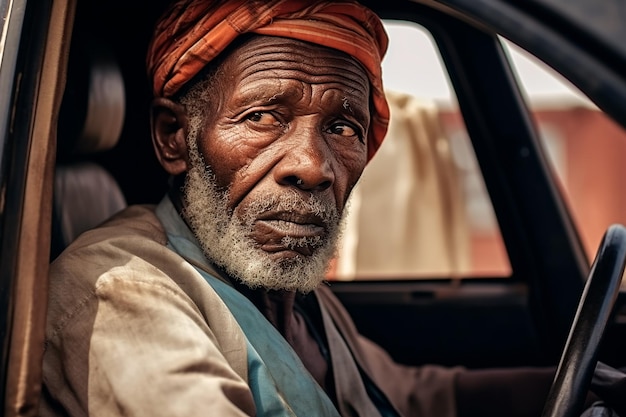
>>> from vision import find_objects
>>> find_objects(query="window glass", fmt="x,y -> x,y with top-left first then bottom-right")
500,39 -> 626,266
328,21 -> 511,281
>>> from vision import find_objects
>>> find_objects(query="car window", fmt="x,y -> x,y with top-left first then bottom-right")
501,39 -> 626,267
328,20 -> 512,281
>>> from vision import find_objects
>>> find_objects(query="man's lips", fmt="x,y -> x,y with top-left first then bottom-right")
255,210 -> 326,230
257,219 -> 325,236
252,211 -> 327,255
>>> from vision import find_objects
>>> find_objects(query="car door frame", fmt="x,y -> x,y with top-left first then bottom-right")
0,0 -> 74,415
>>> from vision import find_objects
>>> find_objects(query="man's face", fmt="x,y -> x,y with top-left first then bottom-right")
182,36 -> 371,292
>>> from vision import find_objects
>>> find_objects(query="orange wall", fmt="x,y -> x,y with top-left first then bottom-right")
534,108 -> 626,259
441,106 -> 626,270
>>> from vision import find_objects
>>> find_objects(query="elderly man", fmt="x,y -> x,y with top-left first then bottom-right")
41,1 -> 623,416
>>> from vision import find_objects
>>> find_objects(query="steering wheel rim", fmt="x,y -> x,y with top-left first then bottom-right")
541,224 -> 626,417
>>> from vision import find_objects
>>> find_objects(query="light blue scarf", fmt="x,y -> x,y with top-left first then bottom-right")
156,197 -> 340,416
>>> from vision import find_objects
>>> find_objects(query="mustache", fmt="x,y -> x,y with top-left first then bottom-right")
240,191 -> 340,228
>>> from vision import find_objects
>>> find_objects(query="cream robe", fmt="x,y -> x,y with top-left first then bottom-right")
41,203 -> 460,417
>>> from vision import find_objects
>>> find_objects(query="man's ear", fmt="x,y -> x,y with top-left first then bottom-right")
150,97 -> 190,176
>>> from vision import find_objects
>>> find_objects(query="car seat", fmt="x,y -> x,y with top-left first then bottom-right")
51,38 -> 127,260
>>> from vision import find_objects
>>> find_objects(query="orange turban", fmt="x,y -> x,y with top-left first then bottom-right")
147,0 -> 389,160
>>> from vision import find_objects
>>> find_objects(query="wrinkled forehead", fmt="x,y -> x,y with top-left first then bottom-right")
219,36 -> 372,122
225,36 -> 371,90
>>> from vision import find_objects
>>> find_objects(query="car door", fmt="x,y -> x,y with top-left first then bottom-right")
0,0 -> 73,415
328,0 -> 626,372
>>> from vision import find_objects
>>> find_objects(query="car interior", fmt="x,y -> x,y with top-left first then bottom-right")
52,32 -> 127,260
49,0 -> 626,370
2,0 -> 626,415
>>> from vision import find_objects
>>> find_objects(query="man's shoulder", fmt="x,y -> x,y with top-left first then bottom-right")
49,204 -> 172,287
71,204 -> 167,249
46,203 -> 208,333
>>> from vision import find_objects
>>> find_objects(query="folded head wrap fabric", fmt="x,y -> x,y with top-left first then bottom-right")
147,0 -> 389,160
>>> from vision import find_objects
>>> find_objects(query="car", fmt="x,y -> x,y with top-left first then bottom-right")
1,0 -> 626,416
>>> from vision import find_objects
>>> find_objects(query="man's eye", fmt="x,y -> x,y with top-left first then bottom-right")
329,123 -> 363,141
246,111 -> 281,126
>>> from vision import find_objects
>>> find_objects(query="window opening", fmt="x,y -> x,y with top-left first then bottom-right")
328,21 -> 511,281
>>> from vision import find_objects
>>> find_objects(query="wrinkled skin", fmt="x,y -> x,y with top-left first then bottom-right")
151,36 -> 371,263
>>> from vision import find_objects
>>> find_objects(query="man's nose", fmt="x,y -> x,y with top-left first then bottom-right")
273,129 -> 335,192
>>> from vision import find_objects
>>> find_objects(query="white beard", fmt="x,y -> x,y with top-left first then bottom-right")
181,142 -> 345,293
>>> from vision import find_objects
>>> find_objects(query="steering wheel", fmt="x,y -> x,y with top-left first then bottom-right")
541,224 -> 626,417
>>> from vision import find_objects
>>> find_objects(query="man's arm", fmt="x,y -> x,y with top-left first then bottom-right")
42,267 -> 255,416
454,367 -> 554,417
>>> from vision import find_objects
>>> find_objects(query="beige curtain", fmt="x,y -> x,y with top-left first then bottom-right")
335,90 -> 470,279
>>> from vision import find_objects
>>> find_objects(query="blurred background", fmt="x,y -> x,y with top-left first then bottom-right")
330,21 -> 626,281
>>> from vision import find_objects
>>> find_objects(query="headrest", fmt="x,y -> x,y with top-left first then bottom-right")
58,37 -> 125,161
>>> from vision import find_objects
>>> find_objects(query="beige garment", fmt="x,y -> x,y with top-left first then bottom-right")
336,91 -> 469,279
42,204 -> 460,416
